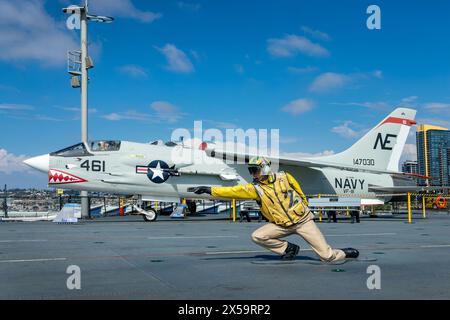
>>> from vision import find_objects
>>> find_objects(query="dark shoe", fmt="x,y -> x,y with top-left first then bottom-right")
342,248 -> 359,259
281,242 -> 299,260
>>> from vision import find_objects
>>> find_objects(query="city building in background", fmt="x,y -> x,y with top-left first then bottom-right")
402,160 -> 418,175
416,124 -> 450,188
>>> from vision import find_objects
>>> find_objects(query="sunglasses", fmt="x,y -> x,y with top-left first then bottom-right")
248,166 -> 261,175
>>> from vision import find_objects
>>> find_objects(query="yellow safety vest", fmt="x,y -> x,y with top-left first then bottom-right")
252,172 -> 311,227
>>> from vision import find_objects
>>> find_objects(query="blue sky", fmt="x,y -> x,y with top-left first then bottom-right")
1,0 -> 450,188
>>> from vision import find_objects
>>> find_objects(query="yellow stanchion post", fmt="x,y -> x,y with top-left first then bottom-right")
346,206 -> 349,216
181,199 -> 187,218
232,199 -> 236,223
119,197 -> 124,216
318,194 -> 322,222
407,192 -> 412,224
155,201 -> 158,212
422,196 -> 426,219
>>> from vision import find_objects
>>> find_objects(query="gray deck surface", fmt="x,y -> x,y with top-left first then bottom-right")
1,212 -> 449,300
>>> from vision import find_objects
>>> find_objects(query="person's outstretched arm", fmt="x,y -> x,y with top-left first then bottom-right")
212,184 -> 259,200
189,184 -> 259,200
286,172 -> 308,205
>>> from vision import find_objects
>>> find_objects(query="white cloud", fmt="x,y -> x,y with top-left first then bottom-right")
59,107 -> 98,114
423,102 -> 450,113
102,113 -> 122,121
309,72 -> 351,92
301,26 -> 331,41
279,137 -> 299,144
287,66 -> 318,74
177,2 -> 201,12
417,118 -> 450,128
332,95 -> 422,111
150,101 -> 181,123
102,110 -> 151,121
0,0 -> 77,66
400,143 -> 418,168
0,103 -> 34,110
309,70 -> 382,93
402,96 -> 418,103
281,99 -> 314,115
102,101 -> 182,123
331,121 -> 361,139
117,64 -> 148,78
331,101 -> 390,110
402,143 -> 417,160
267,35 -> 329,58
372,70 -> 383,79
1,103 -> 99,121
399,96 -> 419,107
156,44 -> 195,73
0,149 -> 29,174
35,115 -> 63,121
89,0 -> 162,23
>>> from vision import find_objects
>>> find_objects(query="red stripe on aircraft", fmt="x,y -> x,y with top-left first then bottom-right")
136,167 -> 149,174
377,117 -> 417,128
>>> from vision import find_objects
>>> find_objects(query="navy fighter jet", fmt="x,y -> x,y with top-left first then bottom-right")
24,108 -> 422,221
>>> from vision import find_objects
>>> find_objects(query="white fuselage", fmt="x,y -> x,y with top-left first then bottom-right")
42,141 -> 395,202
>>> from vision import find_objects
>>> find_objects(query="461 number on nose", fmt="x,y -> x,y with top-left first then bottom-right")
80,160 -> 106,172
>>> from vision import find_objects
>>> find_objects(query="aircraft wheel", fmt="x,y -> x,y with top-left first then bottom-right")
143,209 -> 158,222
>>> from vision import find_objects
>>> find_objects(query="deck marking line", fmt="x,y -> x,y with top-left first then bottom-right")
0,258 -> 67,263
147,235 -> 238,240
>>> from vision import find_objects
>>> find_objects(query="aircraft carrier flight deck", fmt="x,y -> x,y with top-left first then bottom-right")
1,212 -> 450,300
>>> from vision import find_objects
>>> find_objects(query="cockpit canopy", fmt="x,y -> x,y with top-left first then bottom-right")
89,140 -> 121,152
50,143 -> 91,157
51,141 -> 121,157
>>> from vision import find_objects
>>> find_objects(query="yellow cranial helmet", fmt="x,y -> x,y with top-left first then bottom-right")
248,156 -> 272,175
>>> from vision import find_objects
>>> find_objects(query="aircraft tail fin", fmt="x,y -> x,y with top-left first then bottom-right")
317,107 -> 417,172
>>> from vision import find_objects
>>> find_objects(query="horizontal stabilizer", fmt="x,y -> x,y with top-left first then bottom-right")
368,185 -> 450,193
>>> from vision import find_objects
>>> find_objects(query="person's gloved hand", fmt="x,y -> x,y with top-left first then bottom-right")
188,186 -> 212,195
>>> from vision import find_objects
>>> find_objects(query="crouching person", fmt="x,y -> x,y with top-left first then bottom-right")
190,156 -> 359,262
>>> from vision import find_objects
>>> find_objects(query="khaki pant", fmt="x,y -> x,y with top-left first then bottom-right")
251,213 -> 346,262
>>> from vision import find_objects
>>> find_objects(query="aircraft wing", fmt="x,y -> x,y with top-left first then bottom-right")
368,185 -> 450,193
205,149 -> 409,176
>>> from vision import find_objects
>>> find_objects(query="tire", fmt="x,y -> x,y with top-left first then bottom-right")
142,209 -> 158,222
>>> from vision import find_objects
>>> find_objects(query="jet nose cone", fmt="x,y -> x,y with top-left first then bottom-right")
23,154 -> 49,173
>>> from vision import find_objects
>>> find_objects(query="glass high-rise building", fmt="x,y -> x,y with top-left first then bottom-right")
402,160 -> 418,175
416,124 -> 450,187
